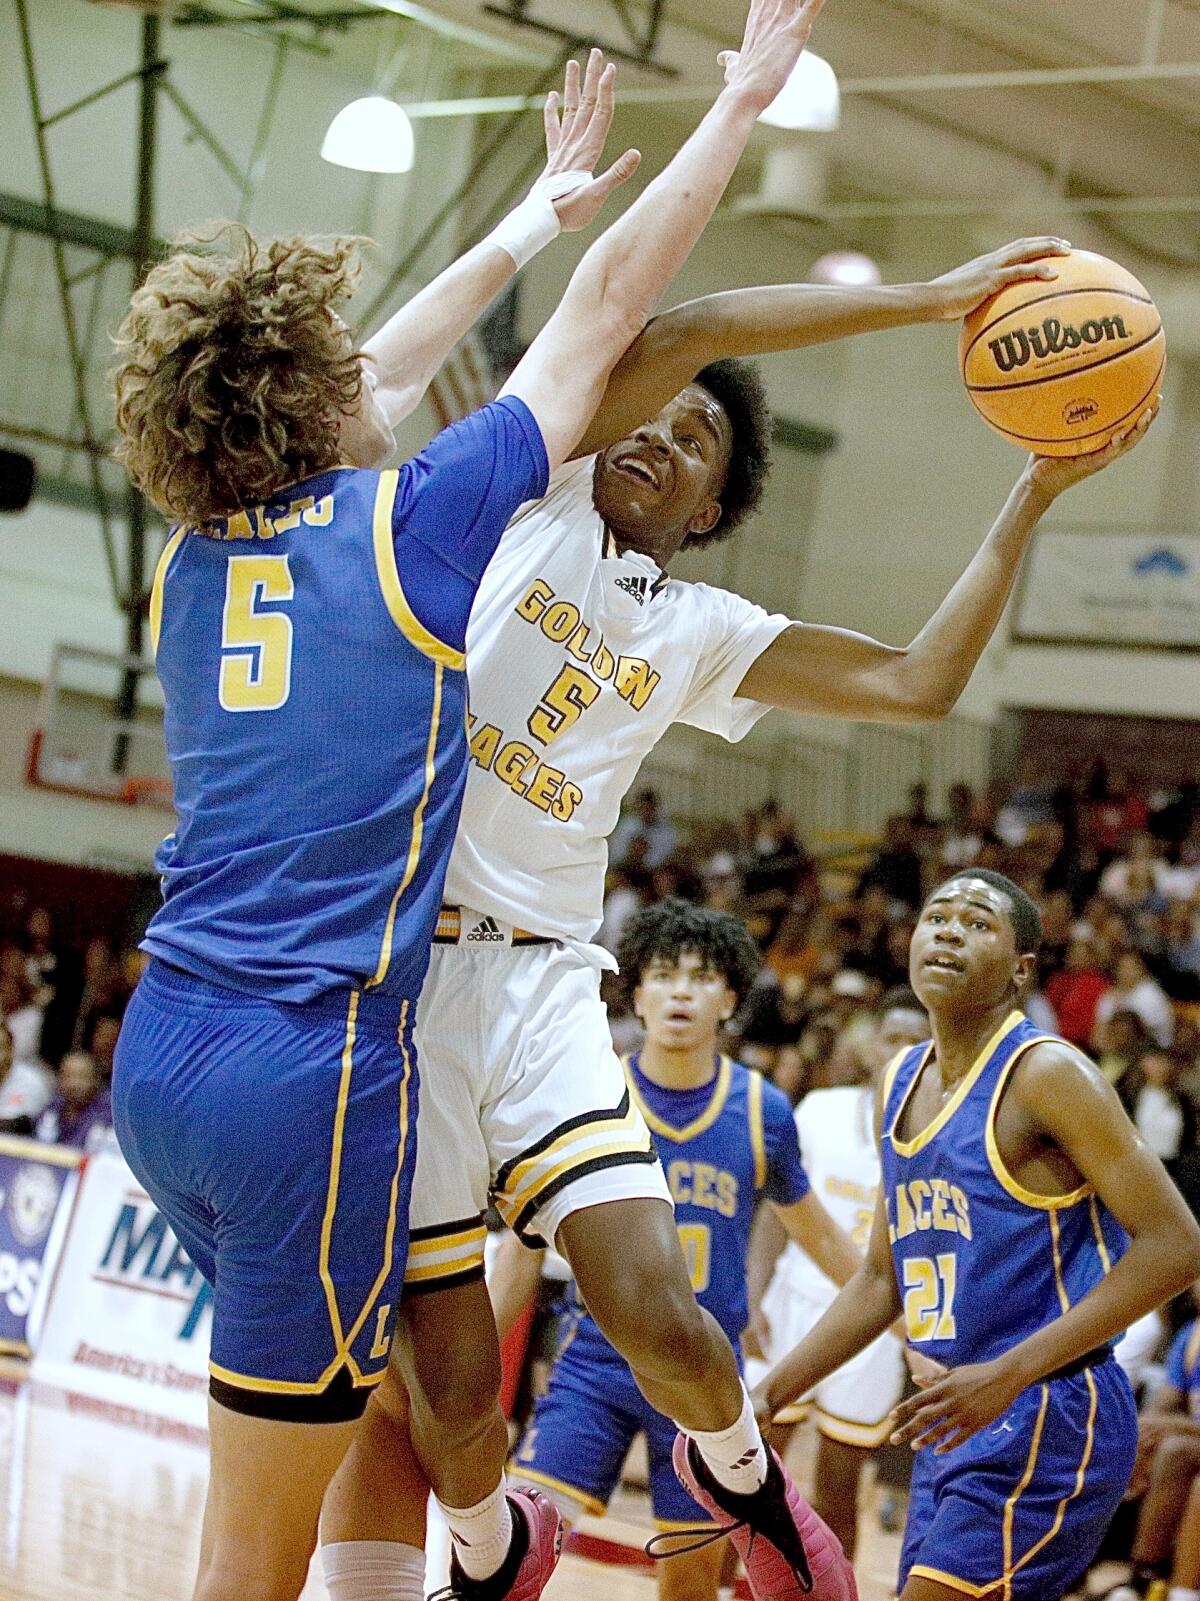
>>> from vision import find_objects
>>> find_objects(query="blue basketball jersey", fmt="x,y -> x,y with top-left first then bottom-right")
143,399 -> 547,1004
564,1054 -> 809,1353
881,1011 -> 1129,1368
1167,1318 -> 1200,1418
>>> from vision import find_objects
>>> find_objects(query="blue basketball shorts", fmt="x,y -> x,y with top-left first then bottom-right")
511,1313 -> 714,1529
112,959 -> 418,1423
899,1356 -> 1136,1600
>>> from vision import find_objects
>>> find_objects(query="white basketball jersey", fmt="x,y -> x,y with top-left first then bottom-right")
776,1085 -> 879,1303
443,457 -> 790,942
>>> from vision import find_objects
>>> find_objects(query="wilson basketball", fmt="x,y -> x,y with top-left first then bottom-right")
959,250 -> 1165,457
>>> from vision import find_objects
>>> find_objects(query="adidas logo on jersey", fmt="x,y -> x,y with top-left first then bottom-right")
613,574 -> 648,605
467,916 -> 505,943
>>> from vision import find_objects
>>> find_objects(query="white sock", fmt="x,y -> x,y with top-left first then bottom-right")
320,1540 -> 425,1601
1169,1588 -> 1200,1600
438,1478 -> 515,1583
685,1384 -> 769,1496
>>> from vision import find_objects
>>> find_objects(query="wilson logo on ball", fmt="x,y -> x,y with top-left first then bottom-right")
987,315 -> 1131,373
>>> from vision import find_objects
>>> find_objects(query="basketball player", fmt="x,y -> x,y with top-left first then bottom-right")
108,3 -> 829,1594
494,899 -> 860,1601
745,989 -> 931,1558
748,869 -> 1200,1601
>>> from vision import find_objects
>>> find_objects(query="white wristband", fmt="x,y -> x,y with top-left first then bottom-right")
485,169 -> 592,270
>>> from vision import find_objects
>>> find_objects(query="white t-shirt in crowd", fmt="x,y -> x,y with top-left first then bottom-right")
0,1060 -> 54,1123
443,457 -> 790,943
1094,978 -> 1175,1048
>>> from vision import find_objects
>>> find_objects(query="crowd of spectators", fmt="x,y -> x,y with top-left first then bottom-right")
604,770 -> 1200,1197
0,907 -> 143,1151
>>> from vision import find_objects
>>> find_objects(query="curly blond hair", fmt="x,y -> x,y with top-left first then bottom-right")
113,224 -> 366,521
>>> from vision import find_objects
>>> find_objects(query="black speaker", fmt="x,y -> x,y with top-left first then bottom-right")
0,450 -> 35,513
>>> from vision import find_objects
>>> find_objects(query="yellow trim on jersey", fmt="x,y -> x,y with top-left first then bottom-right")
408,1225 -> 489,1260
1000,1381 -> 1050,1600
772,1399 -> 810,1425
624,1055 -> 733,1144
890,1011 -> 1024,1158
1089,1196 -> 1112,1274
148,529 -> 187,655
748,1068 -> 767,1192
368,662 -> 443,988
335,1001 -> 415,1364
497,1101 -> 648,1208
208,1359 -> 386,1395
654,1516 -> 717,1532
510,1468 -> 607,1519
814,1407 -> 894,1449
984,1039 -> 1092,1211
1048,1210 -> 1071,1315
880,1047 -> 912,1109
317,993 -> 358,1353
496,1128 -> 655,1223
1006,1368 -> 1097,1592
405,1255 -> 487,1286
372,470 -> 466,670
907,1568 -> 995,1598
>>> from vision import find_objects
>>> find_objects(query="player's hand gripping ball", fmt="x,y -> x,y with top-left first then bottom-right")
959,248 -> 1165,457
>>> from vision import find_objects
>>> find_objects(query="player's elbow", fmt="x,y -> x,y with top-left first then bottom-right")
883,661 -> 959,724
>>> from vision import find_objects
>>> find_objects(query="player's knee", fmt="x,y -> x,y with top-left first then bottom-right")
408,1322 -> 501,1437
589,1258 -> 712,1372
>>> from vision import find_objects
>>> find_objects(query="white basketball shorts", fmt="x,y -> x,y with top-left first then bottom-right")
404,917 -> 671,1297
745,1270 -> 907,1446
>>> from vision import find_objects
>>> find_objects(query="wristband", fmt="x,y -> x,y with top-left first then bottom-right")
485,169 -> 592,270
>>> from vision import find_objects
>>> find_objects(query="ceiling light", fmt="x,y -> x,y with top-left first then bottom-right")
758,52 -> 840,133
812,251 -> 882,287
321,97 -> 414,174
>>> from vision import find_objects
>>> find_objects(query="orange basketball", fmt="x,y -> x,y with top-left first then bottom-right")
959,249 -> 1165,457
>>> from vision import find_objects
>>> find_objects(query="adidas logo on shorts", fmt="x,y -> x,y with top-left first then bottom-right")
613,573 -> 648,604
467,916 -> 505,943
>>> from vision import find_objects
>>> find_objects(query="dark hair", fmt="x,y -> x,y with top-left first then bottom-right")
619,897 -> 761,1004
931,869 -> 1043,955
879,985 -> 926,1018
690,358 -> 773,546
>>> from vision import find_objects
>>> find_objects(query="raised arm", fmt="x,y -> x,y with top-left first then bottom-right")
501,0 -> 827,472
573,236 -> 1071,456
891,1042 -> 1200,1455
362,51 -> 639,427
737,405 -> 1158,721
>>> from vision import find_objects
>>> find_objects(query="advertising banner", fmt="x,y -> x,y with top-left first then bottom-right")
31,1148 -> 212,1426
1015,530 -> 1200,648
0,1136 -> 79,1358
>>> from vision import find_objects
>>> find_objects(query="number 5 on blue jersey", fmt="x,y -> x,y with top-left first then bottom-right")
220,554 -> 295,713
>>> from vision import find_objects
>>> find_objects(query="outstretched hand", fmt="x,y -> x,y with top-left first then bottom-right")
1025,398 -> 1160,501
929,236 -> 1073,322
540,49 -> 641,233
890,1356 -> 1024,1455
718,0 -> 828,116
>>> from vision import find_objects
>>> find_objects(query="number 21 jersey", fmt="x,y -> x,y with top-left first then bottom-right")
881,1011 -> 1128,1367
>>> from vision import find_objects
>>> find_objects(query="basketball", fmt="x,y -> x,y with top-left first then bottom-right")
959,249 -> 1165,456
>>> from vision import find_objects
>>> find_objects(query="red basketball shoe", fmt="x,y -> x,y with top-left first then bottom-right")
670,1433 -> 858,1600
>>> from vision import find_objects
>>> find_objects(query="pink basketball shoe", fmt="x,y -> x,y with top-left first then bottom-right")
670,1433 -> 858,1601
434,1490 -> 563,1600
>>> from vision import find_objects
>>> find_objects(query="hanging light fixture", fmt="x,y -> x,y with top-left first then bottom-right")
321,96 -> 414,174
812,251 -> 882,287
758,52 -> 841,133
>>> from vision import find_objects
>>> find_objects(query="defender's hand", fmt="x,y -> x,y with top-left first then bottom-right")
750,1375 -> 780,1431
541,49 -> 640,233
928,236 -> 1072,322
718,0 -> 828,116
904,1346 -> 948,1390
1024,399 -> 1159,501
890,1357 -> 1024,1455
